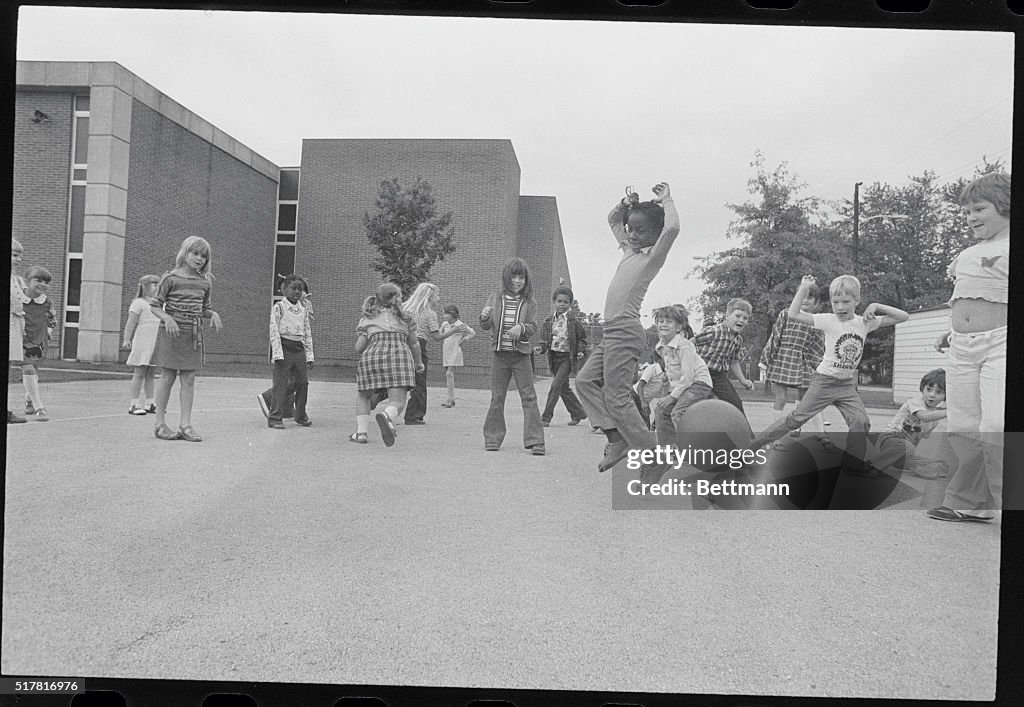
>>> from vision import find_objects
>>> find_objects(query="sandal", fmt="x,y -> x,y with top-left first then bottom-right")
178,425 -> 203,442
349,431 -> 368,444
926,506 -> 994,523
154,424 -> 181,441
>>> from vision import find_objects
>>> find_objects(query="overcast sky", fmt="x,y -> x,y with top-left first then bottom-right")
16,7 -> 1014,321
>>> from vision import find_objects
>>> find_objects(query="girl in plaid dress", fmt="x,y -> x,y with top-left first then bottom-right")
352,283 -> 423,447
759,284 -> 826,444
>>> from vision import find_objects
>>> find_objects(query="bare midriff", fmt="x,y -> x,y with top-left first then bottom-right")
951,298 -> 1006,333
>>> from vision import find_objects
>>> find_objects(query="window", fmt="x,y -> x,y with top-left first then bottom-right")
272,168 -> 300,298
62,94 -> 89,359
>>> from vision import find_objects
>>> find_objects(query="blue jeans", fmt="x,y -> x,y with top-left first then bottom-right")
404,338 -> 428,423
942,326 -> 1006,511
542,351 -> 587,423
654,380 -> 714,446
575,317 -> 655,452
483,351 -> 545,448
752,372 -> 870,472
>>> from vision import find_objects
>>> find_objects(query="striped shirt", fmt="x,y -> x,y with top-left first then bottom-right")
413,309 -> 440,341
499,294 -> 524,351
155,271 -> 212,325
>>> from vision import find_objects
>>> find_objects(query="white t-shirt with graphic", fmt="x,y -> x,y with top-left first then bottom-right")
810,313 -> 880,380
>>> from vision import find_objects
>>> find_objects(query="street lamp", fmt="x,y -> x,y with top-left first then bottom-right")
851,181 -> 909,272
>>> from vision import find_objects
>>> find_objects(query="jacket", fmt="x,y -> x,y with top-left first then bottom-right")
479,291 -> 538,355
537,312 -> 589,375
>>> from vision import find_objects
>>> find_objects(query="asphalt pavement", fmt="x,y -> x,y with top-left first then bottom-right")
3,375 -> 1000,700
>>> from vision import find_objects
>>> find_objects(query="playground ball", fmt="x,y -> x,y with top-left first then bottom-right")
675,399 -> 753,471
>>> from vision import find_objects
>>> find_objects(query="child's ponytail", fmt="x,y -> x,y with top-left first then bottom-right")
361,294 -> 380,319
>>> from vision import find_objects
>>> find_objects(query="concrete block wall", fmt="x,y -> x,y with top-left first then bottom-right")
124,100 -> 278,362
11,91 -> 75,358
295,139 -> 521,373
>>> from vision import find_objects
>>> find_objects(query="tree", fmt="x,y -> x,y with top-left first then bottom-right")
833,159 -> 1006,383
694,152 -> 848,365
363,177 -> 456,294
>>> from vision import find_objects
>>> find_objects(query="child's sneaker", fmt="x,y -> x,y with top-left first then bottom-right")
530,444 -> 546,456
146,403 -> 157,414
295,417 -> 312,427
376,412 -> 397,447
31,408 -> 49,422
256,392 -> 271,419
129,404 -> 147,415
24,400 -> 35,416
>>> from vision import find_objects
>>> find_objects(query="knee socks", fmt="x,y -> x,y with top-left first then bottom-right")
22,372 -> 43,409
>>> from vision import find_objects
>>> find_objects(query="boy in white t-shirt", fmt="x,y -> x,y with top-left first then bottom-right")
750,274 -> 909,475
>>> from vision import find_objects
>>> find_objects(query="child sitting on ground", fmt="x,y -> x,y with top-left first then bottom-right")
872,368 -> 948,479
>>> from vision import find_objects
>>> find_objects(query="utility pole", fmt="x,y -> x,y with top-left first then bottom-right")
852,181 -> 863,272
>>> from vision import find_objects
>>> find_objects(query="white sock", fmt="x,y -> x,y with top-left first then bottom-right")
384,404 -> 399,422
356,414 -> 370,434
130,398 -> 140,407
23,373 -> 43,409
144,397 -> 154,406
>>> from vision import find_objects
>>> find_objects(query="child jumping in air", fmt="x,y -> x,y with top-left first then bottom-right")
693,297 -> 756,416
873,369 -> 948,480
19,266 -> 56,421
150,236 -> 223,442
267,274 -> 314,429
122,274 -> 162,415
750,274 -> 908,475
758,284 -> 826,444
535,285 -> 589,427
480,257 -> 545,455
575,182 -> 679,477
927,172 -> 1011,522
9,238 -> 29,424
352,282 -> 423,446
440,304 -> 475,407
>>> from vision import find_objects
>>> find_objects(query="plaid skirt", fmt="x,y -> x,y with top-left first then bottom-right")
357,331 -> 415,391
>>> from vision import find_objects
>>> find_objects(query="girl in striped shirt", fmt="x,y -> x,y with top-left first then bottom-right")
479,258 -> 545,455
150,236 -> 223,442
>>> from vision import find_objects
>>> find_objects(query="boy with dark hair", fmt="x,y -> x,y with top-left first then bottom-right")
258,275 -> 311,419
873,368 -> 948,479
535,284 -> 589,426
267,274 -> 314,429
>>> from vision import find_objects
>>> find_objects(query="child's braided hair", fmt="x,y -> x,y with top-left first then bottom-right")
621,186 -> 665,234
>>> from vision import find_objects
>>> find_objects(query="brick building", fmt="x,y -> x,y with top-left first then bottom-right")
12,61 -> 570,376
